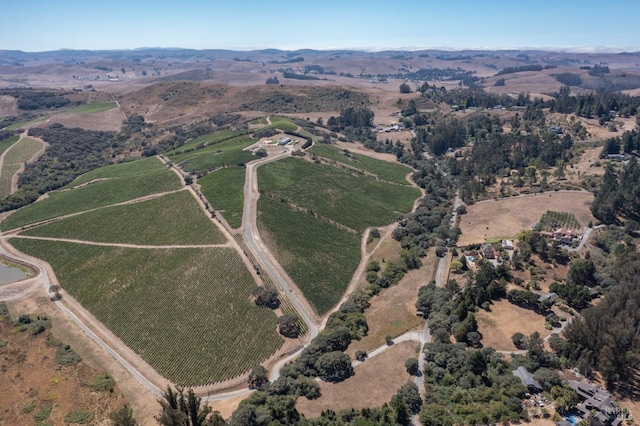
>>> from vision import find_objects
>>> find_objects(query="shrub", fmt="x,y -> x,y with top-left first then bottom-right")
22,399 -> 37,414
33,404 -> 52,422
88,373 -> 115,392
64,410 -> 94,424
56,345 -> 82,366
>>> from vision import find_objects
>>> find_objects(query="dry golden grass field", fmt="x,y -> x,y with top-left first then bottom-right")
297,341 -> 419,418
458,191 -> 595,246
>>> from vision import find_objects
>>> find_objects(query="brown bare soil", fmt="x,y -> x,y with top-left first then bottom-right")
476,299 -> 553,351
5,289 -> 160,425
208,393 -> 251,419
458,191 -> 595,246
296,341 -> 419,418
0,304 -> 131,426
0,94 -> 18,116
40,108 -> 125,132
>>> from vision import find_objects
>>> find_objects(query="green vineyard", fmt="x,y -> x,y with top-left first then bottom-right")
11,239 -> 283,386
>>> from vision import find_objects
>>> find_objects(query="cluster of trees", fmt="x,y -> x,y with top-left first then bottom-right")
515,230 -> 569,265
421,342 -> 528,425
0,89 -> 71,110
0,125 -> 117,212
282,71 -> 320,81
496,65 -> 544,75
392,179 -> 457,255
588,64 -> 610,76
265,76 -> 280,85
412,120 -> 466,156
384,67 -> 477,83
327,107 -> 374,131
549,86 -> 640,118
591,158 -> 640,224
601,128 -> 640,155
418,84 -> 533,110
554,73 -> 583,87
450,130 -> 573,202
564,248 -> 640,387
156,386 -> 225,426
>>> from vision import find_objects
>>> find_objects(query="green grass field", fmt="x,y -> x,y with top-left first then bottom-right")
1,158 -> 181,231
310,143 -> 413,185
10,239 -> 283,386
257,197 -> 361,314
21,190 -> 226,245
168,135 -> 256,173
5,119 -> 46,131
67,102 -> 117,114
268,116 -> 298,132
199,167 -> 246,229
65,156 -> 168,187
258,158 -> 419,233
0,164 -> 19,198
0,135 -> 19,157
4,137 -> 43,165
249,117 -> 268,125
166,129 -> 251,155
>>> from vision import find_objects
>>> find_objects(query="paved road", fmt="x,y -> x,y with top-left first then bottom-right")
411,189 -> 460,425
241,149 -> 319,381
568,224 -> 604,252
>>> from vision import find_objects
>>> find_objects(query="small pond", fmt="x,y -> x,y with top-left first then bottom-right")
0,262 -> 29,285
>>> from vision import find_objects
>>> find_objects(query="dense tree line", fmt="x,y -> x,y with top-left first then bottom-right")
421,342 -> 527,424
564,249 -> 640,388
0,89 -> 71,110
549,86 -> 640,118
450,130 -> 573,202
0,125 -> 117,212
496,64 -> 544,75
591,158 -> 640,224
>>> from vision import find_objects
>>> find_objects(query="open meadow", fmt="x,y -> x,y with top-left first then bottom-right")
476,299 -> 558,351
9,239 -> 283,387
198,166 -> 246,229
1,157 -> 181,231
296,341 -> 419,418
21,190 -> 226,245
457,191 -> 595,246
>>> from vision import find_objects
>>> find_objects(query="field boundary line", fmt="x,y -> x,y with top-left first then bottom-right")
7,235 -> 232,249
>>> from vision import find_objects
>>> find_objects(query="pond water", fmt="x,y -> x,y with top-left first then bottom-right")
0,262 -> 29,285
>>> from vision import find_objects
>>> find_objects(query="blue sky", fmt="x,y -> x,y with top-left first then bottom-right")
3,0 -> 640,52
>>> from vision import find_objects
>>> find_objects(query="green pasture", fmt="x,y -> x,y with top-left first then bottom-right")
4,137 -> 43,165
268,116 -> 298,132
0,164 -> 19,197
